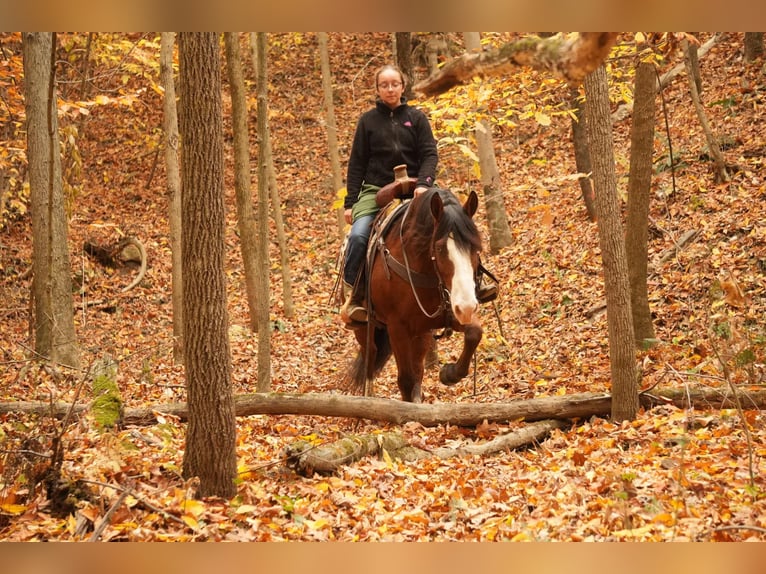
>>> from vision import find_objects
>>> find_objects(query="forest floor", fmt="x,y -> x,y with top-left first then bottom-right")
1,32 -> 766,541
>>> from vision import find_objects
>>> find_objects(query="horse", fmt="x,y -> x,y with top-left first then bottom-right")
346,187 -> 484,403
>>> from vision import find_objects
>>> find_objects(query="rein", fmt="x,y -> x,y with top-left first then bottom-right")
395,201 -> 450,319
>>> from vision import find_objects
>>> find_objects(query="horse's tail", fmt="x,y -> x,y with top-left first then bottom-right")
345,325 -> 391,394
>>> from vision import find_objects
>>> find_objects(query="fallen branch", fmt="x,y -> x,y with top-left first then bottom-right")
120,237 -> 147,293
284,419 -> 568,476
414,33 -> 618,98
3,388 -> 765,427
89,489 -> 130,542
653,229 -> 699,266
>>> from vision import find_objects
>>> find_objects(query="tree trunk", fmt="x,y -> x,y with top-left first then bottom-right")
224,33 -> 261,332
318,32 -> 347,242
625,60 -> 657,346
22,32 -> 80,369
569,87 -> 597,221
584,65 -> 638,422
744,32 -> 764,62
253,32 -> 272,392
394,32 -> 415,101
686,34 -> 702,95
249,33 -> 295,320
682,39 -> 729,184
159,32 -> 184,365
177,32 -> 237,499
6,387 -> 762,427
463,32 -> 513,254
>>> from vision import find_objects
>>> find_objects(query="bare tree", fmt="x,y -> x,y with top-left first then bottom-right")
682,38 -> 728,184
224,33 -> 261,332
584,65 -> 638,422
569,87 -> 597,221
318,32 -> 345,241
463,32 -> 512,254
394,32 -> 415,101
22,32 -> 79,369
178,32 -> 237,498
159,32 -> 183,364
744,32 -> 764,61
625,60 -> 657,346
253,32 -> 272,392
249,33 -> 295,321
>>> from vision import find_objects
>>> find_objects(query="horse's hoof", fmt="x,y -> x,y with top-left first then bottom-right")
439,364 -> 461,386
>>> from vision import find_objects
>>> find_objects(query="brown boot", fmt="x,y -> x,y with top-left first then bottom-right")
476,282 -> 498,304
340,282 -> 367,323
476,269 -> 498,304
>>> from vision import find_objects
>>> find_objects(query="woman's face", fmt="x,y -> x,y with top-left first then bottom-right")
376,69 -> 404,108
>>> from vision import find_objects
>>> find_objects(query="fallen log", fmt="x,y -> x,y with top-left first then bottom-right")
2,387 -> 765,427
284,419 -> 569,476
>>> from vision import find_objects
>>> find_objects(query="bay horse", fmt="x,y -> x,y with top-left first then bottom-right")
346,187 -> 483,403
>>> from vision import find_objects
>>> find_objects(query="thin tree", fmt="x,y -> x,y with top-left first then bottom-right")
249,32 -> 295,320
569,86 -> 597,221
177,32 -> 237,498
744,32 -> 764,62
394,32 -> 415,101
159,32 -> 183,364
253,32 -> 272,391
463,32 -> 513,254
682,38 -> 728,184
224,33 -> 261,332
318,32 -> 345,241
625,58 -> 657,346
22,32 -> 79,369
584,65 -> 638,422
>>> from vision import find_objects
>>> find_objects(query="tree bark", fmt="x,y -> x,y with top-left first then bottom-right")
584,65 -> 638,422
744,32 -> 764,62
224,33 -> 261,332
5,387 -> 764,427
177,32 -> 237,499
249,33 -> 295,320
569,87 -> 597,221
394,32 -> 415,101
22,32 -> 80,369
159,33 -> 183,364
414,33 -> 618,97
318,32 -> 346,241
625,60 -> 657,346
253,32 -> 272,392
463,32 -> 513,254
682,38 -> 729,184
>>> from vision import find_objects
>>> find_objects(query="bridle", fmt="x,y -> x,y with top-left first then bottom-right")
400,202 -> 453,318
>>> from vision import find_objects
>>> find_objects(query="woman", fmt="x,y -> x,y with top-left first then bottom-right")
340,64 -> 438,324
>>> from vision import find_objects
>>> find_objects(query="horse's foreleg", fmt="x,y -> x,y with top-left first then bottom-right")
389,327 -> 429,403
439,321 -> 482,386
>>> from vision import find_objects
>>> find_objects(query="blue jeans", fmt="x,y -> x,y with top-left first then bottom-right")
343,214 -> 374,286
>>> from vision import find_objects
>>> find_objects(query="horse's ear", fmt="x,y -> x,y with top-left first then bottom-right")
464,190 -> 479,218
430,190 -> 444,221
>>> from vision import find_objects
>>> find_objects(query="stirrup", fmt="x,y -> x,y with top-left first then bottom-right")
341,298 -> 368,324
476,282 -> 498,304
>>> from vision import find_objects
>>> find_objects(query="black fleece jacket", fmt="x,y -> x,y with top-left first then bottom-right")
344,98 -> 438,210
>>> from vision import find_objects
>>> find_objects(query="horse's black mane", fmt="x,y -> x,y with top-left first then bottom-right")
407,187 -> 481,255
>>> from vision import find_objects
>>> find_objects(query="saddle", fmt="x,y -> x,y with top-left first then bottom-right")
375,176 -> 418,208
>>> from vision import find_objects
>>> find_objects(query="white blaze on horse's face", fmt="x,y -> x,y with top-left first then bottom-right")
446,235 -> 478,325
